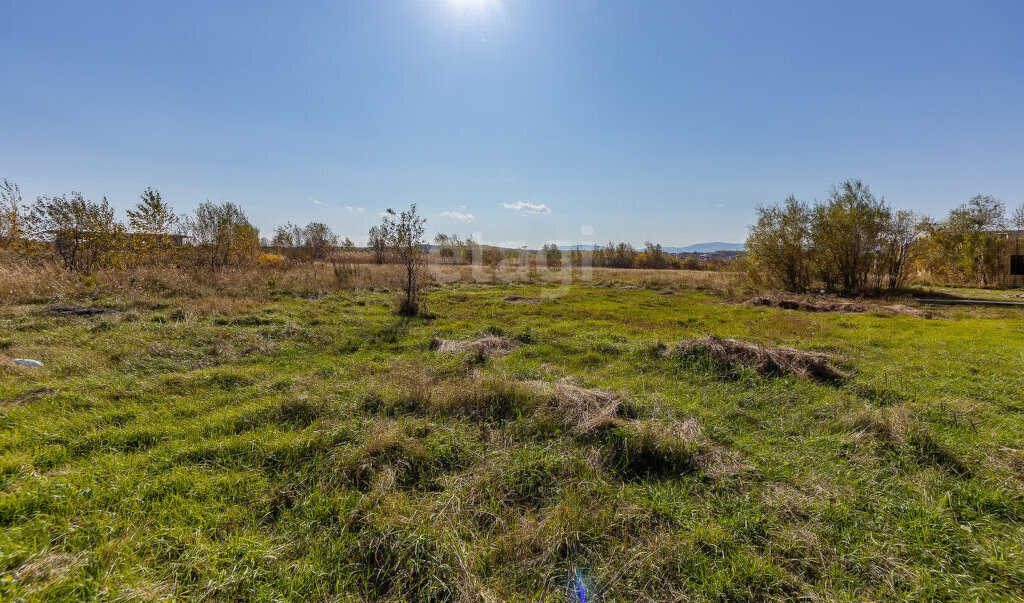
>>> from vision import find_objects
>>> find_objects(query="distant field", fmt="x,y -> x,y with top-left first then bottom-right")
2,279 -> 1024,600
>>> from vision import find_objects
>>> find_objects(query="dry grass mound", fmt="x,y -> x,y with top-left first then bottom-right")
840,406 -> 970,475
524,379 -> 628,434
745,295 -> 865,313
503,295 -> 542,304
665,335 -> 846,382
430,336 -> 521,359
10,552 -> 85,583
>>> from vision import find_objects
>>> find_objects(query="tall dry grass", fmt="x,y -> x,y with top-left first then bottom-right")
0,256 -> 749,308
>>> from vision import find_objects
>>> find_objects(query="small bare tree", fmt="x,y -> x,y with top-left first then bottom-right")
367,225 -> 388,264
0,179 -> 23,249
878,210 -> 919,290
302,222 -> 338,262
1012,203 -> 1024,255
380,204 -> 427,316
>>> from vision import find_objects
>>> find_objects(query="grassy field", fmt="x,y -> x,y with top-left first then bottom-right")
2,275 -> 1024,600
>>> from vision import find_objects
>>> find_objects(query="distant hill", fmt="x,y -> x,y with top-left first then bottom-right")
565,242 -> 744,253
663,242 -> 745,253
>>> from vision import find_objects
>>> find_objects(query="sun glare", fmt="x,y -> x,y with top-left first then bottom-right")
444,0 -> 501,15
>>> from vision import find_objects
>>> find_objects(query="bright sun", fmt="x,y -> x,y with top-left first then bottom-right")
445,0 -> 501,14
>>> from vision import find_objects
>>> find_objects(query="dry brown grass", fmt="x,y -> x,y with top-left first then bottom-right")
9,551 -> 84,584
745,294 -> 934,318
745,294 -> 867,313
665,335 -> 847,382
840,406 -> 971,475
524,379 -> 628,434
0,260 -> 750,308
431,336 -> 522,359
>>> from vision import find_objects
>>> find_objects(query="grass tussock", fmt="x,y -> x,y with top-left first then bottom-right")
524,379 -> 633,435
842,406 -> 972,475
665,335 -> 847,382
430,335 -> 522,360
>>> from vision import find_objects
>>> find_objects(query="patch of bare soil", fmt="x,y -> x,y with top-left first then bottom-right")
745,295 -> 865,313
431,336 -> 521,358
503,295 -> 542,304
47,305 -> 117,317
665,335 -> 846,382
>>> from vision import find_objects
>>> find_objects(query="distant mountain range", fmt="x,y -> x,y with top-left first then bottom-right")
662,242 -> 745,253
565,242 -> 745,253
421,242 -> 746,253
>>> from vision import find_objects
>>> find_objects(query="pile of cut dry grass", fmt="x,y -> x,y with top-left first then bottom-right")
880,304 -> 931,318
665,335 -> 846,382
745,295 -> 866,313
524,379 -> 627,434
431,336 -> 521,359
503,295 -> 542,304
524,379 -> 742,478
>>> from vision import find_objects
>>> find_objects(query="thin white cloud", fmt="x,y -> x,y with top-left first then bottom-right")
345,205 -> 365,213
503,200 -> 551,215
312,199 -> 323,205
440,210 -> 474,223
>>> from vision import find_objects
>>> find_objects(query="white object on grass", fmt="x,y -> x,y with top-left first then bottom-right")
13,359 -> 43,368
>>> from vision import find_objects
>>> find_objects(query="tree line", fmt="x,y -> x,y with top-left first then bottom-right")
746,179 -> 1024,292
0,181 -> 350,272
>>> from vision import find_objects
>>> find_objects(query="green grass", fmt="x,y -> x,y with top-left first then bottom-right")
2,284 -> 1024,600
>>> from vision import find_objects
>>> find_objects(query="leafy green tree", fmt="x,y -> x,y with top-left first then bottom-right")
185,201 -> 259,268
922,195 -> 1006,286
809,180 -> 891,292
541,243 -> 562,269
745,195 -> 812,291
26,192 -> 125,272
126,187 -> 178,263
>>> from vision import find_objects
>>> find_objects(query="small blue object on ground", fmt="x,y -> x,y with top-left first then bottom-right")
13,359 -> 43,367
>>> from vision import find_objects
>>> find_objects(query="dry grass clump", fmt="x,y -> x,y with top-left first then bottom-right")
665,335 -> 846,382
10,551 -> 84,584
841,406 -> 971,475
595,418 -> 745,480
522,380 -> 741,478
431,336 -> 522,359
335,421 -> 474,492
745,295 -> 866,313
524,379 -> 630,434
746,294 -> 933,318
880,304 -> 932,318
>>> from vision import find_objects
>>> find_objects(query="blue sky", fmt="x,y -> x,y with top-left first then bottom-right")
2,0 -> 1022,247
